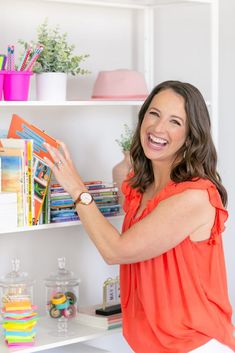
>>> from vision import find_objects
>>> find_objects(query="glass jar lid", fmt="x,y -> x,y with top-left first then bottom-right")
45,257 -> 80,287
0,258 -> 34,287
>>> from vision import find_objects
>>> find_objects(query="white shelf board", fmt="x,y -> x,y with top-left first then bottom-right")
0,100 -> 144,107
42,343 -> 111,353
0,99 -> 211,108
0,215 -> 124,235
43,0 -> 214,9
43,343 -> 110,353
0,317 -> 121,353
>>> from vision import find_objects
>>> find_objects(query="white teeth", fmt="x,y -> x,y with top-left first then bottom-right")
149,134 -> 167,144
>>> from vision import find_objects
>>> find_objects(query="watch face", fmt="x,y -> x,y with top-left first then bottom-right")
80,192 -> 93,205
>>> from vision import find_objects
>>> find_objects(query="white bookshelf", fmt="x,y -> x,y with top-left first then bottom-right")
0,1 -> 218,352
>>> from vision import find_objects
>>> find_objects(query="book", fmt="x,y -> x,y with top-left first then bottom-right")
0,148 -> 24,227
8,114 -> 59,225
76,304 -> 122,330
26,140 -> 34,225
0,138 -> 34,226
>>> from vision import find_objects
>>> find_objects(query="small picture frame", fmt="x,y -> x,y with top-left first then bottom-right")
95,276 -> 121,316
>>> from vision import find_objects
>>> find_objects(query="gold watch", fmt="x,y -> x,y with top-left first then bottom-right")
74,192 -> 93,206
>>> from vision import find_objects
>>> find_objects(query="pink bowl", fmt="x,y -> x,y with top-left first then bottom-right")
91,69 -> 149,100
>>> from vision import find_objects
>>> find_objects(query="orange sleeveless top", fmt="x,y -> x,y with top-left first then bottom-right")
120,178 -> 235,353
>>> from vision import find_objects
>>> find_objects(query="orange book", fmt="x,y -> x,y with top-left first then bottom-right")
8,114 -> 59,225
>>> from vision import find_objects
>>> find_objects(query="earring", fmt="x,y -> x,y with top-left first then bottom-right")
183,150 -> 187,159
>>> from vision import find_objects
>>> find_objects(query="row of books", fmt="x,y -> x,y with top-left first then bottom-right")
40,181 -> 121,224
0,114 -> 122,228
0,114 -> 59,227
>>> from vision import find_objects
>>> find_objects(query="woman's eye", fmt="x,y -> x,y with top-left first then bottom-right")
149,111 -> 159,117
171,119 -> 181,126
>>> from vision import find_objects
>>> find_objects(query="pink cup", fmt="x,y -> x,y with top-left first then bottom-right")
3,71 -> 33,101
0,71 -> 4,100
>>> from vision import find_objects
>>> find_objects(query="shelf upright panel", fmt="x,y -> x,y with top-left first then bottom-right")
144,6 -> 155,91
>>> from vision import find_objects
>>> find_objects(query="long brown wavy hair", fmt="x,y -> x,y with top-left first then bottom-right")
129,80 -> 227,206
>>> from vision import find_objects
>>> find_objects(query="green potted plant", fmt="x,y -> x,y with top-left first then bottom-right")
19,19 -> 89,101
115,123 -> 134,152
113,124 -> 134,206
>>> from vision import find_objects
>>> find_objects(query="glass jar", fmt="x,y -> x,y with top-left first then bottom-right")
44,257 -> 80,335
0,258 -> 37,347
0,258 -> 34,308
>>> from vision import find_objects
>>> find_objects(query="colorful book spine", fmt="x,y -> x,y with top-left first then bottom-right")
26,140 -> 34,226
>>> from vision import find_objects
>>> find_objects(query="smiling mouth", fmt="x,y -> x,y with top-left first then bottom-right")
148,134 -> 168,147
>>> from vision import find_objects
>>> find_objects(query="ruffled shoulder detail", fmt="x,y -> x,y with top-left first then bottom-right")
206,182 -> 228,244
149,178 -> 228,245
121,171 -> 141,213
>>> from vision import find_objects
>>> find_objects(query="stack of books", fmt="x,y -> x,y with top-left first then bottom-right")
50,183 -> 78,223
2,298 -> 38,347
76,304 -> 122,330
50,181 -> 121,223
86,181 -> 120,217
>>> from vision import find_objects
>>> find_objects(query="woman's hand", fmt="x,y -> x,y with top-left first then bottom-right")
43,141 -> 85,201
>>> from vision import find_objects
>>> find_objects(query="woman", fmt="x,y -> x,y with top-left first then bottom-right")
44,80 -> 235,353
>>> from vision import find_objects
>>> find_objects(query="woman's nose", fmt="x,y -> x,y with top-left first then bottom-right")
153,118 -> 167,132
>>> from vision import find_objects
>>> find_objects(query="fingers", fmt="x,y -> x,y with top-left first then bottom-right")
58,140 -> 72,161
43,156 -> 55,171
44,142 -> 66,165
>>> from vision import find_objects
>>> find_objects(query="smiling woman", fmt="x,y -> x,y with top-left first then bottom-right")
44,80 -> 235,353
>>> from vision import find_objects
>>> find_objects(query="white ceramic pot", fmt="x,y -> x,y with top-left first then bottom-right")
36,72 -> 67,101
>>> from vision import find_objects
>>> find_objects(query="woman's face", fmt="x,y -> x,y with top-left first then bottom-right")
140,88 -> 188,166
